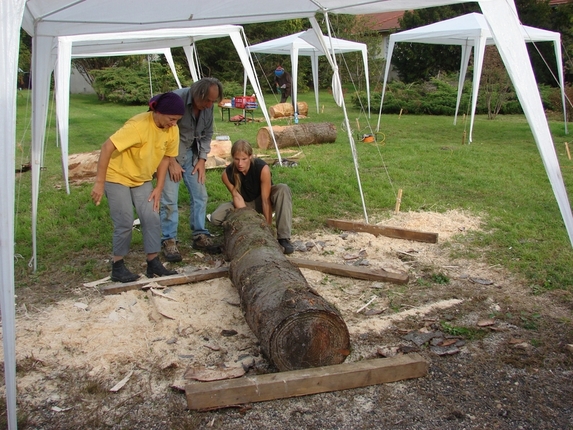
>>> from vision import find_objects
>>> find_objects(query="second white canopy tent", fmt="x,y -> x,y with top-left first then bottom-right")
378,12 -> 568,142
248,28 -> 371,115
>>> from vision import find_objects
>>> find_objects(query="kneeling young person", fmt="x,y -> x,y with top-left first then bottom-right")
210,139 -> 294,254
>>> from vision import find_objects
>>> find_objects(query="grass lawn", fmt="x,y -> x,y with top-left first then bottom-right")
13,88 -> 573,292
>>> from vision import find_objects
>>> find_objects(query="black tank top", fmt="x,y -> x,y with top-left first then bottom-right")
225,158 -> 270,202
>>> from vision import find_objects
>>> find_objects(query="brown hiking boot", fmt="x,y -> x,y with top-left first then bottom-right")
162,238 -> 182,262
192,234 -> 222,254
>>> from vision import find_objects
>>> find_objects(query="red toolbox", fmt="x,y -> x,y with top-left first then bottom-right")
233,95 -> 257,109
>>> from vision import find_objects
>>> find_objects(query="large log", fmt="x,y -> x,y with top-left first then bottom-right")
256,122 -> 337,150
269,102 -> 309,119
223,208 -> 350,371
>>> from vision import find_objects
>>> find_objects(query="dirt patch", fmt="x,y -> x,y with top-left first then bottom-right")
4,210 -> 573,429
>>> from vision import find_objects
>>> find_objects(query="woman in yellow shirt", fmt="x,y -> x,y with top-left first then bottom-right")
91,92 -> 185,282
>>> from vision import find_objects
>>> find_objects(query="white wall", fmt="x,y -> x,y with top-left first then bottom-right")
70,66 -> 95,94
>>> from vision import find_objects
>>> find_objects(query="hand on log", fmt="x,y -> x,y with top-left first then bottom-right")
223,207 -> 350,371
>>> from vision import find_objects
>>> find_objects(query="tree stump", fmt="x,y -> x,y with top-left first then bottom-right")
269,102 -> 308,119
256,123 -> 337,150
223,208 -> 350,371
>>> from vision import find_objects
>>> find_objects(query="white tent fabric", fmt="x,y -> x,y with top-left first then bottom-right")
57,45 -> 183,195
249,29 -> 371,115
378,12 -> 568,142
3,1 -> 573,428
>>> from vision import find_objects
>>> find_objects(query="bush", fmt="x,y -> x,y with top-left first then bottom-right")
352,71 -> 536,117
352,72 -> 469,116
92,63 -> 179,104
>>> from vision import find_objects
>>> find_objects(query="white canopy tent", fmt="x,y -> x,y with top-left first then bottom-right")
56,46 -> 183,196
3,1 -> 573,428
378,12 -> 568,142
55,26 -> 279,198
248,29 -> 371,115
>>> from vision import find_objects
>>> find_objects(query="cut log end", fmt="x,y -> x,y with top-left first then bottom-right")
271,310 -> 350,371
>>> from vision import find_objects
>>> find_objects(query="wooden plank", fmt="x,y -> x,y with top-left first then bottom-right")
290,257 -> 408,285
98,267 -> 229,295
185,353 -> 427,410
326,219 -> 438,243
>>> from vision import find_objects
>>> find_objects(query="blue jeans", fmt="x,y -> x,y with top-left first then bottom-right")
160,148 -> 210,241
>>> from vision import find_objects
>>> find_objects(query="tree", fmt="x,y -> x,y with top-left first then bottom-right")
517,0 -> 573,85
480,46 -> 515,119
18,29 -> 31,89
390,1 -> 573,86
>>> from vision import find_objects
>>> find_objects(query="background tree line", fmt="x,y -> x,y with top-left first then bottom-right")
17,0 -> 573,113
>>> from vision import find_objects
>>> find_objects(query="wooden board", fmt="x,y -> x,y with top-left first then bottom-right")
98,267 -> 229,295
326,219 -> 438,244
98,255 -> 409,295
289,257 -> 408,285
185,353 -> 428,410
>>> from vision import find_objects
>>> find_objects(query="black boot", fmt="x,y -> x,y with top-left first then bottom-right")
146,256 -> 177,278
111,259 -> 139,283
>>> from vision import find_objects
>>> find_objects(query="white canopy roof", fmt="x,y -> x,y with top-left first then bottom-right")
378,12 -> 568,142
3,2 -> 573,428
249,29 -> 370,114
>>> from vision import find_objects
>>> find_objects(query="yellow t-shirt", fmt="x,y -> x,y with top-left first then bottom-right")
106,111 -> 179,187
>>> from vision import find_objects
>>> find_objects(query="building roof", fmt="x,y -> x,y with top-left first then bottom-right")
363,1 -> 570,33
361,11 -> 404,32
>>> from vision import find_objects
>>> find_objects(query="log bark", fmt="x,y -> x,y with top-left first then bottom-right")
269,102 -> 309,119
256,123 -> 337,150
223,208 -> 350,371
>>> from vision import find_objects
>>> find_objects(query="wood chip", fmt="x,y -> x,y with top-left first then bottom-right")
83,276 -> 111,288
439,339 -> 458,347
477,318 -> 495,327
356,296 -> 377,313
470,277 -> 494,285
171,379 -> 187,392
223,297 -> 241,307
150,295 -> 176,320
150,287 -> 178,302
184,365 -> 245,382
110,370 -> 134,392
203,342 -> 221,351
364,308 -> 386,316
51,406 -> 72,412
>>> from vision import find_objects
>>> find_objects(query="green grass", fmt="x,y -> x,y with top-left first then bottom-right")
13,88 -> 573,292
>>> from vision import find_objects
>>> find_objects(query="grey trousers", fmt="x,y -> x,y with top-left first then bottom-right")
210,183 -> 292,239
105,181 -> 161,256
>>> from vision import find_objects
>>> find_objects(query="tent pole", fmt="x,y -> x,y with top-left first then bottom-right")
313,14 -> 368,223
